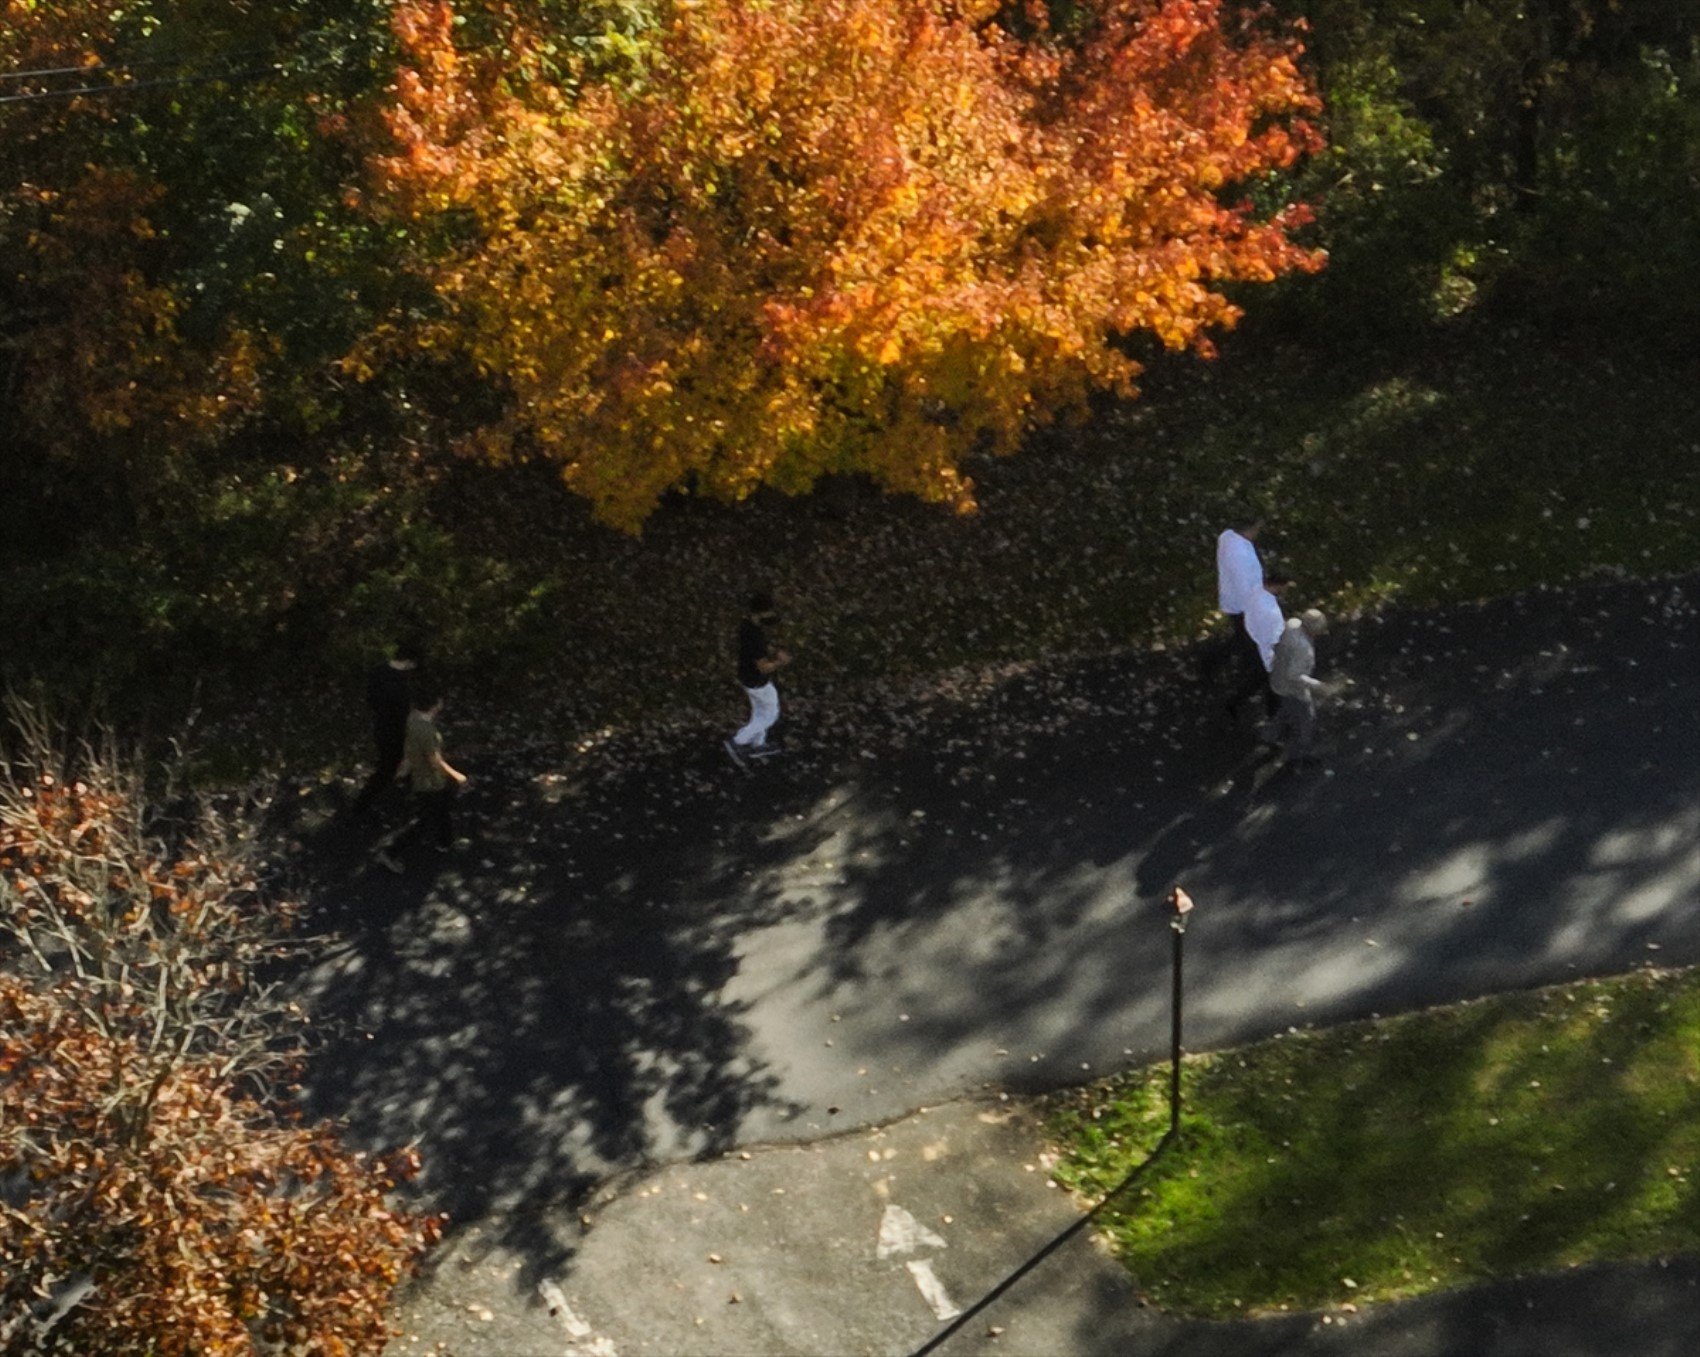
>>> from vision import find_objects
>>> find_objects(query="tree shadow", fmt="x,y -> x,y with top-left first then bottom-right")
271,751 -> 824,1290
1042,957 -> 1700,1354
721,574 -> 1697,1109
1058,1254 -> 1700,1357
266,572 -> 1696,1327
1088,978 -> 1696,1312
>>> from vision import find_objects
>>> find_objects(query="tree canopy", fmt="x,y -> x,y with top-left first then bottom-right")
359,0 -> 1324,530
2,0 -> 1696,725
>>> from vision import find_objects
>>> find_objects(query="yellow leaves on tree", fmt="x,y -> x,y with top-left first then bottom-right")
0,0 -> 123,72
361,0 -> 1325,531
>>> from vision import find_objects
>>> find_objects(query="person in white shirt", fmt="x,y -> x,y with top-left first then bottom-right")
1226,573 -> 1290,722
1216,518 -> 1265,618
1203,516 -> 1281,726
1268,609 -> 1330,764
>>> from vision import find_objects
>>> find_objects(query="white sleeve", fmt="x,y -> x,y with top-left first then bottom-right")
1246,595 -> 1285,669
1217,534 -> 1263,614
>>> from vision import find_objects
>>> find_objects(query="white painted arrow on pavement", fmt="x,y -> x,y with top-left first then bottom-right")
877,1204 -> 948,1259
905,1260 -> 962,1321
875,1205 -> 961,1321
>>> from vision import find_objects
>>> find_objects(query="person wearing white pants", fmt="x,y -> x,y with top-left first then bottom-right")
734,680 -> 780,749
727,591 -> 790,766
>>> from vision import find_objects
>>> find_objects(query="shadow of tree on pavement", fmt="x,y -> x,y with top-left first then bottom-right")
267,573 -> 1697,1314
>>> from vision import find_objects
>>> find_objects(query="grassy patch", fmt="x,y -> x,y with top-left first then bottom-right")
1047,966 -> 1700,1318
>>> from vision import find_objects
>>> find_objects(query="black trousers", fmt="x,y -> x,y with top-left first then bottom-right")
1202,620 -> 1277,720
354,723 -> 406,813
393,784 -> 457,852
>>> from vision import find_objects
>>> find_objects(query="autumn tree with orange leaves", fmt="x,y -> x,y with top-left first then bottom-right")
0,705 -> 440,1353
0,3 -> 270,465
358,0 -> 1324,531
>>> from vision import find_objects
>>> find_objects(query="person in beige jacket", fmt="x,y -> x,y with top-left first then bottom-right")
375,685 -> 468,873
1267,609 -> 1331,764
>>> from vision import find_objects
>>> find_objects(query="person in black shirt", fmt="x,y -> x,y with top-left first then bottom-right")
352,640 -> 421,815
725,591 -> 789,767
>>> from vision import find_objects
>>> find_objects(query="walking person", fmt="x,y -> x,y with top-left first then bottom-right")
1216,516 -> 1265,619
1226,573 -> 1291,725
1201,515 -> 1277,725
375,685 -> 467,873
352,640 -> 421,816
725,591 -> 790,768
1267,609 -> 1331,766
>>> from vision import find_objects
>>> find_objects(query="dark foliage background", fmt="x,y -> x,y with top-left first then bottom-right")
2,0 -> 1697,768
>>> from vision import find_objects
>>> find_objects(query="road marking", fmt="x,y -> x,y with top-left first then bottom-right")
538,1280 -> 619,1356
877,1204 -> 947,1259
906,1260 -> 962,1321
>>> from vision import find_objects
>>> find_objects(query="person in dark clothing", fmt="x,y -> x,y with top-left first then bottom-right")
353,641 -> 422,815
725,591 -> 790,767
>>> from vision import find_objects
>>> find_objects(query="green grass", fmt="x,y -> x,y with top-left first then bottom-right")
1047,966 -> 1700,1318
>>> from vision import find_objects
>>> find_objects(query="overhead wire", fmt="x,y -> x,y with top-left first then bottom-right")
0,63 -> 288,107
0,21 -> 357,106
0,47 -> 276,82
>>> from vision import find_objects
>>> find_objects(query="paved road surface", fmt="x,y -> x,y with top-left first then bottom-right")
278,573 -> 1698,1353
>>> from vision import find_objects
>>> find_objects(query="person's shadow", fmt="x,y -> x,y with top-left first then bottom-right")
1133,742 -> 1282,900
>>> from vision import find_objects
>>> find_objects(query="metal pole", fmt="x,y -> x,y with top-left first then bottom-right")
909,885 -> 1196,1357
1166,886 -> 1193,1138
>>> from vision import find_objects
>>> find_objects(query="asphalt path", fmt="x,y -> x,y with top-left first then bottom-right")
280,572 -> 1699,1345
434,1098 -> 1697,1357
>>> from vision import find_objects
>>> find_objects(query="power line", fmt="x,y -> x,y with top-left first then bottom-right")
0,15 -> 362,96
0,63 -> 286,108
0,47 -> 275,83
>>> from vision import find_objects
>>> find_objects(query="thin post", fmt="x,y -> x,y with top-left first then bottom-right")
1166,886 -> 1194,1138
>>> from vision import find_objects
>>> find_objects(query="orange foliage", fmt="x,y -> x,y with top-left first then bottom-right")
0,746 -> 440,1353
360,0 -> 1324,530
0,0 -> 122,71
13,168 -> 268,448
1,4 -> 264,459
